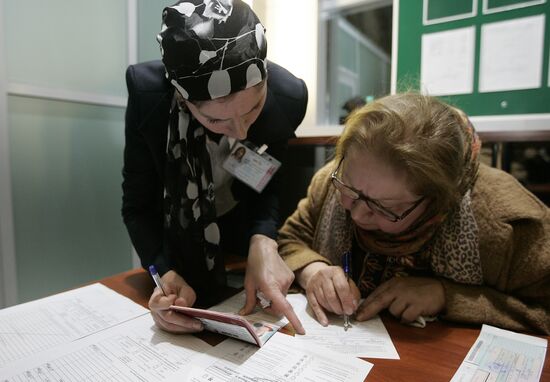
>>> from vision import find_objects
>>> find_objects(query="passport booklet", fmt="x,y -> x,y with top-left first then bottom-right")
170,305 -> 280,347
169,291 -> 287,347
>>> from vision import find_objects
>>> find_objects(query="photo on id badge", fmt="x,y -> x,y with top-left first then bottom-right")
223,142 -> 281,193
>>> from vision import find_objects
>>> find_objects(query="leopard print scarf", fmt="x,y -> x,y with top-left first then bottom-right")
355,114 -> 483,295
356,191 -> 483,295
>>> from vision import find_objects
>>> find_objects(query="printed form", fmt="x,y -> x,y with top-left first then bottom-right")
184,332 -> 373,382
451,324 -> 548,382
0,283 -> 148,369
286,293 -> 399,359
1,287 -> 374,381
2,314 -> 211,382
2,301 -> 372,382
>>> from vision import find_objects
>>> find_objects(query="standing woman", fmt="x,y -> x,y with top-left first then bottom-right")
279,93 -> 550,334
122,0 -> 307,334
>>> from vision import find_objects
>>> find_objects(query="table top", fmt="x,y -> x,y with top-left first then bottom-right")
99,268 -> 550,382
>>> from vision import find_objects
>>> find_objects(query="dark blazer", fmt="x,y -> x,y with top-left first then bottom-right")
122,60 -> 308,284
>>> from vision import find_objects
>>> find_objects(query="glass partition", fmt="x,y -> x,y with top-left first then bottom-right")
320,0 -> 392,124
4,0 -> 128,97
8,96 -> 131,302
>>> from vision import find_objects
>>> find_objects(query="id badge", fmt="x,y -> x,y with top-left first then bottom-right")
222,142 -> 281,193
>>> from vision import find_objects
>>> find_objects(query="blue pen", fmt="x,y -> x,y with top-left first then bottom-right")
148,265 -> 167,296
342,251 -> 352,331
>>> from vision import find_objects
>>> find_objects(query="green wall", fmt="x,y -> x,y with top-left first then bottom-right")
396,0 -> 550,115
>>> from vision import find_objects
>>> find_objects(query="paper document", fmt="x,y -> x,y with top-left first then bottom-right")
1,287 -> 380,381
479,15 -> 545,92
170,304 -> 280,347
286,293 -> 399,359
170,290 -> 287,347
0,283 -> 148,369
2,314 -> 211,382
451,324 -> 548,382
184,332 -> 373,382
420,26 -> 475,96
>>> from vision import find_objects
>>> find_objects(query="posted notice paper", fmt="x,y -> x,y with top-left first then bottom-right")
479,14 -> 545,93
420,26 -> 475,96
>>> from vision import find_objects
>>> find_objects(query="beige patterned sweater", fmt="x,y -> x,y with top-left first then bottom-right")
278,162 -> 550,334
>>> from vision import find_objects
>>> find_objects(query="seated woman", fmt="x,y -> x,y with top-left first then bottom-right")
278,93 -> 550,334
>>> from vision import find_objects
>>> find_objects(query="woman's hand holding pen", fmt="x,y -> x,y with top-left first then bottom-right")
148,270 -> 204,333
297,262 -> 360,327
239,234 -> 306,335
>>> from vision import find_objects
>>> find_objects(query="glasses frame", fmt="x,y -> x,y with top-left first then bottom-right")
330,157 -> 425,223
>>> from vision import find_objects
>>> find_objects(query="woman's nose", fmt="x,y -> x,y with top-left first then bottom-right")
231,118 -> 249,140
349,200 -> 374,221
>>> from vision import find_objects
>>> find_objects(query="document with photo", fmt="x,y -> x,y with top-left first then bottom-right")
451,324 -> 547,382
223,142 -> 281,193
170,290 -> 288,347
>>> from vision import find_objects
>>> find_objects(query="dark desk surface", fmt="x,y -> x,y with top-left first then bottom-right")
99,268 -> 550,382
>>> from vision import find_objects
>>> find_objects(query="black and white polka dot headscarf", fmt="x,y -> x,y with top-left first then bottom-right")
161,0 -> 267,284
158,0 -> 267,101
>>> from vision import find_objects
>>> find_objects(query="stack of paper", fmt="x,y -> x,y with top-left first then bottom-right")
0,283 -> 149,368
0,284 -> 375,382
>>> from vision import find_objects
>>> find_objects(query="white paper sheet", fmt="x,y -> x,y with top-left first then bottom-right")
0,283 -> 149,369
286,293 -> 399,359
2,314 -> 211,382
420,26 -> 475,96
184,332 -> 373,382
451,324 -> 548,382
2,289 -> 373,382
479,14 -> 545,92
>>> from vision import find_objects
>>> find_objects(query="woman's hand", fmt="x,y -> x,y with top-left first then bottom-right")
239,234 -> 305,335
148,270 -> 203,333
356,276 -> 445,323
298,262 -> 360,326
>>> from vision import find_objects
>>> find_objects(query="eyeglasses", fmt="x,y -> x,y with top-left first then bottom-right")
331,157 -> 425,223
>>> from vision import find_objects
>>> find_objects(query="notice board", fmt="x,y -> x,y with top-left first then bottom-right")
394,0 -> 550,130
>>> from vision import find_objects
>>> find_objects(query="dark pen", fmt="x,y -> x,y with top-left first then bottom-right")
342,251 -> 352,331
